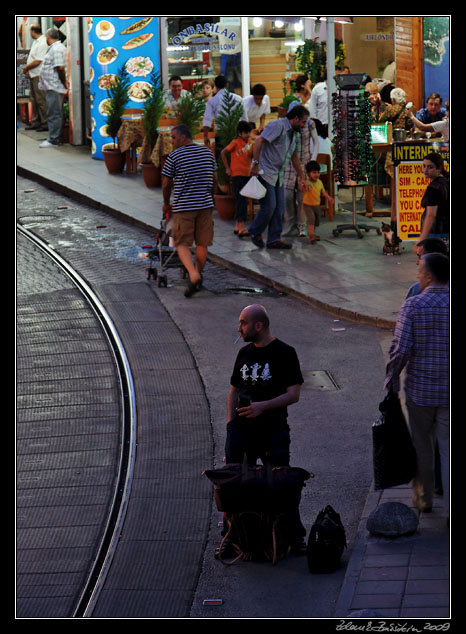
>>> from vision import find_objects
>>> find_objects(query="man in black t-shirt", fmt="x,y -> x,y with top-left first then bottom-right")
227,304 -> 303,464
221,304 -> 306,554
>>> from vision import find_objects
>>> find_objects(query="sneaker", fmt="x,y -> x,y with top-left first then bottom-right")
266,240 -> 292,249
39,140 -> 58,148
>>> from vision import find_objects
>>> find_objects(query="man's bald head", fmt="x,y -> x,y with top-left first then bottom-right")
241,304 -> 270,330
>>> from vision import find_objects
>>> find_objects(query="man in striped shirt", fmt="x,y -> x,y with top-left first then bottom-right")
385,253 -> 449,518
162,124 -> 217,297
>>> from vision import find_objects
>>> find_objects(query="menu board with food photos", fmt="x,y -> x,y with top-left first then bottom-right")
88,16 -> 160,160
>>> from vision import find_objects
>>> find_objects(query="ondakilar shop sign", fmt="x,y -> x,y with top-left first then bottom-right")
392,141 -> 449,241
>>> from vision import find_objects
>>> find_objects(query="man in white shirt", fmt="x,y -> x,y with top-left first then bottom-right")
38,28 -> 68,147
202,75 -> 246,145
22,24 -> 48,131
242,84 -> 271,132
309,80 -> 328,127
163,76 -> 189,112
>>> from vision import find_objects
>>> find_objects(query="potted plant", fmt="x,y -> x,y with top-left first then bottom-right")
213,90 -> 244,219
277,78 -> 297,117
175,89 -> 206,138
140,70 -> 166,187
103,64 -> 131,173
294,38 -> 346,84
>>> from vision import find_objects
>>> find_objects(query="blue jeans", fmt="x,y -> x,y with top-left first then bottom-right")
248,176 -> 285,244
45,90 -> 65,145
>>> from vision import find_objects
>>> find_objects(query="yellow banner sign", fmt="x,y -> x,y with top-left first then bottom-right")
394,142 -> 449,241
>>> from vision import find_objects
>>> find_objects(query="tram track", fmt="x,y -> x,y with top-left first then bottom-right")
17,224 -> 137,618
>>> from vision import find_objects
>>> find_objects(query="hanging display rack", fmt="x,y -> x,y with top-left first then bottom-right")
331,73 -> 381,238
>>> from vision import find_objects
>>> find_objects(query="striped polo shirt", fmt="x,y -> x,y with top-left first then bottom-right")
162,143 -> 217,212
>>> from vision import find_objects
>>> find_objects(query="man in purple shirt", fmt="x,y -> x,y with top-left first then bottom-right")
385,253 -> 449,519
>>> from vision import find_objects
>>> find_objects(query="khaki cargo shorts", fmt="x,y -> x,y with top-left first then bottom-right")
172,208 -> 214,247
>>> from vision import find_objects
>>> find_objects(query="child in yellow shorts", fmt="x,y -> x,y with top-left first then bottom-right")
302,160 -> 335,244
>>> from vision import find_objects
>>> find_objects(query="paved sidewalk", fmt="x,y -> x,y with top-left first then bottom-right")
16,127 -> 450,620
17,128 -> 418,330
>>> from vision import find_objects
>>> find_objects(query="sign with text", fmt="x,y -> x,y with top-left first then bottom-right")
88,17 -> 160,160
393,142 -> 449,241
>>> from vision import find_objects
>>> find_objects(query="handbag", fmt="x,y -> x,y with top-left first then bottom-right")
372,391 -> 417,490
239,176 -> 267,199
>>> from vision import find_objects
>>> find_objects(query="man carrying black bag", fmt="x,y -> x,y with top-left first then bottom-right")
384,253 -> 449,520
221,304 -> 306,556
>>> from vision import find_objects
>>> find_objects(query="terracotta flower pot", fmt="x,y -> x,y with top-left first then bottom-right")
103,148 -> 126,174
214,193 -> 236,220
141,162 -> 161,187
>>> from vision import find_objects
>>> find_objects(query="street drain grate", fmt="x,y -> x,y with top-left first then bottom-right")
302,370 -> 340,391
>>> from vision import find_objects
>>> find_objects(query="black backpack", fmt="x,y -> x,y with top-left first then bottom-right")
307,505 -> 346,573
204,463 -> 312,565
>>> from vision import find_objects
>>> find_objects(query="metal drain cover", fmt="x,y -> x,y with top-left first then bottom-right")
302,370 -> 340,391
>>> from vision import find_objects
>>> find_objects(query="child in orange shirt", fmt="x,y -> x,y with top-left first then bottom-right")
221,121 -> 253,237
302,160 -> 335,244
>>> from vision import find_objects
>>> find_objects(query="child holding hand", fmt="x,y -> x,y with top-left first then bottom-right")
221,121 -> 253,238
302,160 -> 335,244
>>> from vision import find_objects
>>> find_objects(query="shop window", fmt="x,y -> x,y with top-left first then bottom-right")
165,17 -> 243,93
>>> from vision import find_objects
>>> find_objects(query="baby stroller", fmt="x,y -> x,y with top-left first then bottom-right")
145,211 -> 185,287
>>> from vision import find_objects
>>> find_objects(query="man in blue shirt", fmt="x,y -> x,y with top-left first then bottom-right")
385,253 -> 449,520
414,94 -> 447,136
249,105 -> 309,249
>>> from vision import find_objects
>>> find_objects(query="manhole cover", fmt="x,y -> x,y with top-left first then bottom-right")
302,370 -> 340,391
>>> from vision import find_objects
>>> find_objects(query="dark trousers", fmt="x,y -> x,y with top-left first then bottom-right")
231,175 -> 249,222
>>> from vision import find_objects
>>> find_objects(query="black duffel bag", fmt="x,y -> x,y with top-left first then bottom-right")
203,463 -> 313,513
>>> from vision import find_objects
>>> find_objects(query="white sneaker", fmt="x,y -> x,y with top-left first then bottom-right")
39,140 -> 58,148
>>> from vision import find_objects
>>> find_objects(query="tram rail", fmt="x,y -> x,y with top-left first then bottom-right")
17,224 -> 137,618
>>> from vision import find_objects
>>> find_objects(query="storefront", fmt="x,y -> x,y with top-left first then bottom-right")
17,16 -> 449,159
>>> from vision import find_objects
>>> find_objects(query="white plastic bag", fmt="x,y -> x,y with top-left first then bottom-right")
239,176 -> 267,199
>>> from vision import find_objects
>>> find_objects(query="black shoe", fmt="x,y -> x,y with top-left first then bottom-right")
250,234 -> 264,248
267,240 -> 292,249
184,281 -> 198,297
289,538 -> 307,556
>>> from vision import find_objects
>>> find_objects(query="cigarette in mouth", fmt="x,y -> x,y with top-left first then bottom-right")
234,335 -> 241,344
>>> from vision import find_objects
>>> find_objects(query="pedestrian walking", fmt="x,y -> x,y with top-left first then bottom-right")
249,105 -> 309,249
385,253 -> 449,520
161,124 -> 217,297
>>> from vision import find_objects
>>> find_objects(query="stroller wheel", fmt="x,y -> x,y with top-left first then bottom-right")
146,267 -> 157,281
157,275 -> 168,288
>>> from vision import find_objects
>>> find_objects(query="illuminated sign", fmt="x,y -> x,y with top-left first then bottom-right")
88,17 -> 160,160
394,142 -> 449,241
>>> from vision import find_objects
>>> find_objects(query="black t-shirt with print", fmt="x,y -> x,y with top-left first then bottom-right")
230,338 -> 304,430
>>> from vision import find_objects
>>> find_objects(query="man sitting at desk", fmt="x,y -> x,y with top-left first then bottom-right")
414,94 -> 447,137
